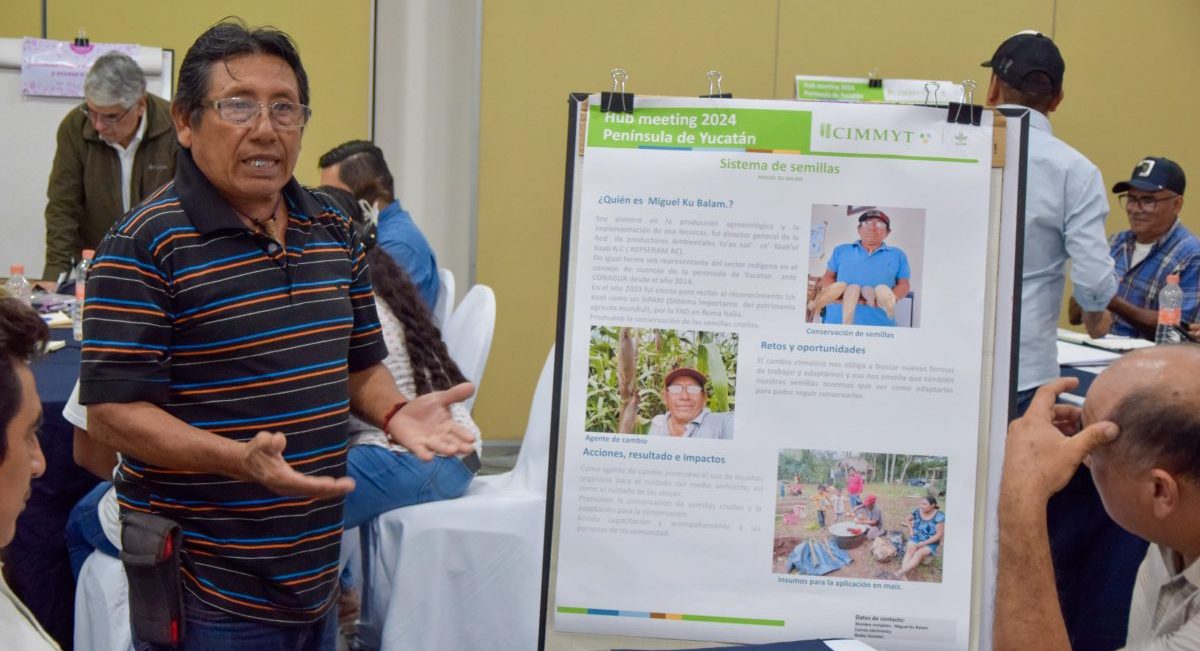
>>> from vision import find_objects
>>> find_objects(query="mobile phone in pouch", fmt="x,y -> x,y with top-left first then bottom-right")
121,512 -> 185,647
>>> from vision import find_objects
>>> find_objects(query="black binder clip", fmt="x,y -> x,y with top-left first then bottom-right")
74,28 -> 89,47
700,70 -> 732,99
867,69 -> 882,88
600,68 -> 633,113
947,80 -> 982,126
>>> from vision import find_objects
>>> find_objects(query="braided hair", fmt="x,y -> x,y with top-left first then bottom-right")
316,185 -> 465,395
367,247 -> 466,394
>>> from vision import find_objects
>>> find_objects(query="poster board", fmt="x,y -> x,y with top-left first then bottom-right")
794,75 -> 967,106
0,37 -> 172,279
542,94 -> 1027,650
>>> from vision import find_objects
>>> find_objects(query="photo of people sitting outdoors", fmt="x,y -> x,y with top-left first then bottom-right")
585,326 -> 736,438
773,449 -> 948,583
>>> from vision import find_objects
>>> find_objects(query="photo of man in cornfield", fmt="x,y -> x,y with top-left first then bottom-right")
586,326 -> 737,437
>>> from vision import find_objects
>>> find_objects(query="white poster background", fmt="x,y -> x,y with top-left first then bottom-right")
552,97 -> 996,649
21,38 -> 140,98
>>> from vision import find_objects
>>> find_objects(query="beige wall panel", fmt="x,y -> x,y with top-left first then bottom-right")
1055,0 -> 1200,235
775,1 -> 1054,99
0,1 -> 41,39
44,0 -> 372,185
1054,0 -> 1200,325
475,0 -> 778,438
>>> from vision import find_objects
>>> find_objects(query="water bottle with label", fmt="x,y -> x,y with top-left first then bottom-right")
5,265 -> 31,306
73,249 -> 95,341
1155,273 -> 1183,344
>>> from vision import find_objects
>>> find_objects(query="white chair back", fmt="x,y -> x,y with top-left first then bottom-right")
432,267 -> 455,328
512,348 -> 555,494
442,284 -> 496,412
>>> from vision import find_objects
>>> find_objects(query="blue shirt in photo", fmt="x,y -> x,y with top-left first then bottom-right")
822,240 -> 911,326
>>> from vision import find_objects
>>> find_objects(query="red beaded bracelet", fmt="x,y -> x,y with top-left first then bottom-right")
380,400 -> 407,430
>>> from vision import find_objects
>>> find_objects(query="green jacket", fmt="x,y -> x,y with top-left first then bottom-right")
42,93 -> 180,280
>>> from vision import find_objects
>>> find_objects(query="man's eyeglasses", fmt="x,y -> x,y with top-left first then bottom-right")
79,104 -> 134,126
666,385 -> 703,395
859,221 -> 888,230
207,97 -> 312,128
1119,193 -> 1177,212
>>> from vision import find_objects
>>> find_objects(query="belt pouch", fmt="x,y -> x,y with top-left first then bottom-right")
120,512 -> 186,647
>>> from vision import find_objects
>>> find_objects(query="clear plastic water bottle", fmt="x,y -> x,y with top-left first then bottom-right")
5,265 -> 31,306
1155,273 -> 1183,345
73,249 -> 94,341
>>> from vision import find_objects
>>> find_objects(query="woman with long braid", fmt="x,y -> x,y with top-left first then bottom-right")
314,185 -> 479,528
341,243 -> 479,527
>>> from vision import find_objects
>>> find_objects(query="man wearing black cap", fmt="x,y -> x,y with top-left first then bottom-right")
984,32 -> 1133,650
1105,157 -> 1198,339
983,30 -> 1116,402
809,209 -> 911,327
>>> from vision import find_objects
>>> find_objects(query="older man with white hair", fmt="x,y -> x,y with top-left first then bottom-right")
42,51 -> 179,282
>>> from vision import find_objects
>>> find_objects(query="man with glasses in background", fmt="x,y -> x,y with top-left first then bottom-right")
1104,157 -> 1199,339
79,21 -> 475,649
42,51 -> 179,283
648,368 -> 733,439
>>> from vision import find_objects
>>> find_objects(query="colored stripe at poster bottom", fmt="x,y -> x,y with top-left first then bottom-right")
557,606 -> 784,627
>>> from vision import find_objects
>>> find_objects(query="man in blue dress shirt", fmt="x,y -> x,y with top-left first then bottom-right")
983,31 -> 1135,651
319,140 -> 440,310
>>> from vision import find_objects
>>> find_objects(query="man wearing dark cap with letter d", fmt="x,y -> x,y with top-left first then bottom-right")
983,31 -> 1136,650
1105,157 -> 1200,339
648,368 -> 733,439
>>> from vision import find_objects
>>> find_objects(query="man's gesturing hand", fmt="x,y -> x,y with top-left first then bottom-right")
385,382 -> 477,461
240,431 -> 356,498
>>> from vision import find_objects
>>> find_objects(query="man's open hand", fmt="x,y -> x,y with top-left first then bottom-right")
240,431 -> 356,498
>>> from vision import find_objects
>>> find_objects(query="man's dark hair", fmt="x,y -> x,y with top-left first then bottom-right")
0,299 -> 48,462
174,19 -> 310,126
1108,385 -> 1200,482
318,140 -> 395,206
994,73 -> 1057,114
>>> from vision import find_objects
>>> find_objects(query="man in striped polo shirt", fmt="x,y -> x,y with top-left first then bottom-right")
78,22 -> 475,650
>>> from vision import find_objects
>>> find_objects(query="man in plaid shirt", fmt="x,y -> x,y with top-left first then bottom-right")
1105,157 -> 1199,339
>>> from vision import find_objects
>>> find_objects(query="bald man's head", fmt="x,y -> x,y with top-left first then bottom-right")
1086,344 -> 1200,480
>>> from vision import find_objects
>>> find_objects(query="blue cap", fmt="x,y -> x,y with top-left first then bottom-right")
1112,157 -> 1186,196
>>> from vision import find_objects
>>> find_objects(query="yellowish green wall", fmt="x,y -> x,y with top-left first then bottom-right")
0,1 -> 41,39
475,1 -> 1200,439
1,1 -> 372,186
476,0 -> 781,439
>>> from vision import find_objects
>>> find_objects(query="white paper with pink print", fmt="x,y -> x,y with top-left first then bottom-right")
20,38 -> 140,98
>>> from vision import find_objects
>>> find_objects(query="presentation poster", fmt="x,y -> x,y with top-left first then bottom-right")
551,96 -> 996,649
795,75 -> 967,106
